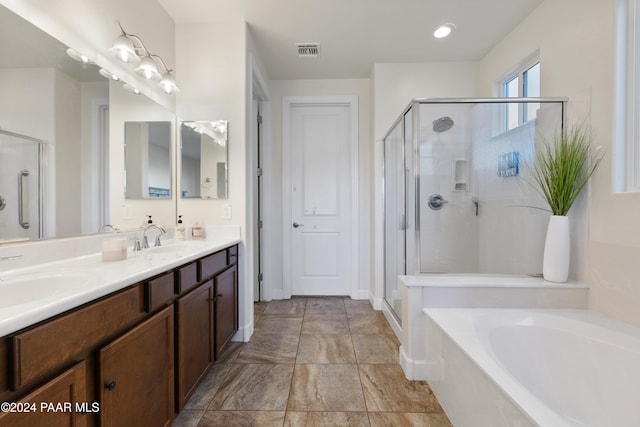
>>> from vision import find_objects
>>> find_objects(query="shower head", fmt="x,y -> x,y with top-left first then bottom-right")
433,116 -> 454,133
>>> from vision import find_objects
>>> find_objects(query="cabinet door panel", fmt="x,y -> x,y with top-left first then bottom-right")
176,281 -> 214,410
0,361 -> 87,427
99,307 -> 174,427
214,265 -> 238,359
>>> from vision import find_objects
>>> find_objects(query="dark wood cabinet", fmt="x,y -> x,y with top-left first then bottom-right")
98,307 -> 174,427
214,265 -> 238,358
0,362 -> 87,427
175,280 -> 214,411
0,244 -> 238,427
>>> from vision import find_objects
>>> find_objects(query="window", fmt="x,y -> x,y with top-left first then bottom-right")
615,0 -> 640,192
501,56 -> 540,131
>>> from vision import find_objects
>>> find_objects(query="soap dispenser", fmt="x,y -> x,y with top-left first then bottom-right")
176,215 -> 185,240
147,215 -> 153,224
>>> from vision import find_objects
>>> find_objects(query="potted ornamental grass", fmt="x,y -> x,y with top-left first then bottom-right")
529,124 -> 603,282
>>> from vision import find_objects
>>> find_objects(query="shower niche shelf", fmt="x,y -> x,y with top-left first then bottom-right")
453,158 -> 468,191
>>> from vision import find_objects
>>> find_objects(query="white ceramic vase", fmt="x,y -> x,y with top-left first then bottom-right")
542,215 -> 570,283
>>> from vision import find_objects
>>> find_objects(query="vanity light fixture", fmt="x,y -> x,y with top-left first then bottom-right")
122,83 -> 141,95
99,68 -> 120,81
66,48 -> 91,64
433,23 -> 455,39
109,22 -> 179,94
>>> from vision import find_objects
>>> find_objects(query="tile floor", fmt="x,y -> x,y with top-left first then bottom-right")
172,297 -> 452,426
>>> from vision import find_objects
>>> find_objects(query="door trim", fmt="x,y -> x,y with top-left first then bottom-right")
282,96 -> 359,299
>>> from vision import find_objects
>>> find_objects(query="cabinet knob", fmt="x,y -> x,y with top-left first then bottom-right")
217,294 -> 223,298
105,381 -> 117,391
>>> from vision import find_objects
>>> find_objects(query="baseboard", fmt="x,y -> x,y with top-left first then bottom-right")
233,319 -> 254,343
356,289 -> 369,300
271,288 -> 284,300
400,346 -> 427,381
370,294 -> 383,310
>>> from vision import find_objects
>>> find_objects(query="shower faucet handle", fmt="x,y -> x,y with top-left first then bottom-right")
427,194 -> 448,210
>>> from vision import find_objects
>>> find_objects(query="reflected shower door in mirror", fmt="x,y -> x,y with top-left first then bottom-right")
0,4 -> 110,243
180,121 -> 228,199
124,121 -> 172,199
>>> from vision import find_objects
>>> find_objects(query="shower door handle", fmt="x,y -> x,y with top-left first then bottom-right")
18,169 -> 30,229
292,222 -> 304,228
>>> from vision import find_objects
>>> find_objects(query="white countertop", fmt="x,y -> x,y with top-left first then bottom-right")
0,230 -> 240,337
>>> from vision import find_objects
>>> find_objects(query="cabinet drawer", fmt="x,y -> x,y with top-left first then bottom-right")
177,262 -> 198,294
12,286 -> 143,390
198,250 -> 227,281
145,272 -> 175,312
228,245 -> 238,265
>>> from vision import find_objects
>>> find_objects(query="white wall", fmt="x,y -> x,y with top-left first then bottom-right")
479,0 -> 640,328
267,79 -> 371,300
54,69 -> 82,237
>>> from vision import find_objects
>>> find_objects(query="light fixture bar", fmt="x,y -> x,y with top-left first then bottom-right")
109,21 -> 179,94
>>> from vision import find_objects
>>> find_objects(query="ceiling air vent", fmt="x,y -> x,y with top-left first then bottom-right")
297,43 -> 320,58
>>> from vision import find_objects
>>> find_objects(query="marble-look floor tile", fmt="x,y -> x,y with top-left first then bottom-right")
359,364 -> 443,413
236,334 -> 299,364
199,411 -> 286,427
301,314 -> 350,334
288,364 -> 366,411
344,299 -> 375,315
264,298 -> 307,315
368,412 -> 453,427
305,298 -> 346,314
348,312 -> 396,336
214,342 -> 243,364
296,334 -> 356,364
254,314 -> 303,335
184,364 -> 232,410
284,411 -> 370,426
208,364 -> 294,411
352,333 -> 399,364
171,409 -> 203,427
254,302 -> 268,321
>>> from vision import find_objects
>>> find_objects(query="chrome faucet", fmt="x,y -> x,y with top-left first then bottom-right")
142,224 -> 166,248
98,224 -> 119,233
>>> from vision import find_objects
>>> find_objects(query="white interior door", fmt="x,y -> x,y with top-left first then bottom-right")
286,100 -> 356,296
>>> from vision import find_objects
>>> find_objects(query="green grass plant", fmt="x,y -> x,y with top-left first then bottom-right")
530,125 -> 603,216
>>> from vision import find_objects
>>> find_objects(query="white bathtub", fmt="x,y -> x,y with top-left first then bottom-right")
396,274 -> 588,380
424,308 -> 640,427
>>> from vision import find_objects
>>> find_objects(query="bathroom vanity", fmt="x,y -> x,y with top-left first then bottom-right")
0,237 -> 239,426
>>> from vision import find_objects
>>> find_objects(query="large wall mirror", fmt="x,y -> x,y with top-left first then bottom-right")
0,4 -> 177,244
180,121 -> 228,199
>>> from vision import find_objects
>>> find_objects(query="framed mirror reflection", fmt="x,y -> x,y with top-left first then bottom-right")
180,120 -> 228,199
124,121 -> 172,199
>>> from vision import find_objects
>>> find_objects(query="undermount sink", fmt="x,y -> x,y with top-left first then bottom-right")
143,241 -> 208,254
0,271 -> 92,308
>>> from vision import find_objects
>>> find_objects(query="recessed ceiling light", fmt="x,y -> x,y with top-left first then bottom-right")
433,23 -> 455,39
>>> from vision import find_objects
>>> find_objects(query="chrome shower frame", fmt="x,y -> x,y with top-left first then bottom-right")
382,97 -> 568,324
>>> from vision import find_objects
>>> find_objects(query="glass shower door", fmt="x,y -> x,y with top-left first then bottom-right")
0,131 -> 43,241
383,113 -> 407,321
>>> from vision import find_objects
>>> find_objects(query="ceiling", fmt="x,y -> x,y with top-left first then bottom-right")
158,0 -> 543,80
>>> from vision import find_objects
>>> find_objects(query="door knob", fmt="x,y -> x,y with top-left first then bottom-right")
292,222 -> 304,228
